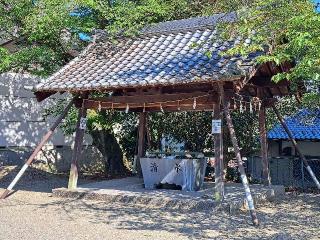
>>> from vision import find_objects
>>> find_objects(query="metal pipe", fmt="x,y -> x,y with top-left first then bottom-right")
0,98 -> 75,199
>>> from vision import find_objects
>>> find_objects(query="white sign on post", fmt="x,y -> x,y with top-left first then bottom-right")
79,117 -> 87,130
212,119 -> 222,134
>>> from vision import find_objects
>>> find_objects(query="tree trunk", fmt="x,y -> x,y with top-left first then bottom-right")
90,129 -> 126,177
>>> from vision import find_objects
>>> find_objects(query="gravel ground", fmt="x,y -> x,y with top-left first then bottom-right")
0,166 -> 319,240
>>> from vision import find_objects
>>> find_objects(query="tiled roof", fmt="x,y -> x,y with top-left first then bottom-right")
268,109 -> 320,140
35,13 -> 258,93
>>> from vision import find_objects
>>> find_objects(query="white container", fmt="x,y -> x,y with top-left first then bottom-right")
140,157 -> 207,191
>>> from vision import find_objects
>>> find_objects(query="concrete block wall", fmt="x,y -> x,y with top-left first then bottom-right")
0,72 -> 103,173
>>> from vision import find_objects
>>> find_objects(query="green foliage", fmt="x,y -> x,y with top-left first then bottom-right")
1,0 -> 318,171
3,0 -> 318,90
0,0 -> 79,75
0,0 -> 205,75
0,48 -> 11,71
2,46 -> 63,76
216,0 -> 320,94
73,0 -> 201,36
147,112 -> 213,152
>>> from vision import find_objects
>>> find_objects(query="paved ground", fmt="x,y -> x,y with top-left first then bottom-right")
0,166 -> 319,240
53,177 -> 285,212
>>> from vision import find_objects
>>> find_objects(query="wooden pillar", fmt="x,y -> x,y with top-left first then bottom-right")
219,84 -> 259,226
213,103 -> 224,201
272,105 -> 320,189
0,99 -> 75,199
258,105 -> 271,186
136,112 -> 147,177
68,103 -> 87,189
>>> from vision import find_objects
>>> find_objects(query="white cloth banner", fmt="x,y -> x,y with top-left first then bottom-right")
140,157 -> 207,191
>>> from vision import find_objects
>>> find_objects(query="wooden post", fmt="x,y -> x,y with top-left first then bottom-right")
68,102 -> 87,189
258,105 -> 271,186
272,105 -> 320,189
136,112 -> 147,177
219,84 -> 259,226
0,99 -> 75,199
213,103 -> 224,201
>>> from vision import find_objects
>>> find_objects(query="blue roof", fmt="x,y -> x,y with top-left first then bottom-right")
268,109 -> 320,140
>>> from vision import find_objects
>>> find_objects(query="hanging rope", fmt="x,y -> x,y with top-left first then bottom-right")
85,91 -> 263,113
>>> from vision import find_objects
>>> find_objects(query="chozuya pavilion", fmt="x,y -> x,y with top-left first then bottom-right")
2,13 -> 319,226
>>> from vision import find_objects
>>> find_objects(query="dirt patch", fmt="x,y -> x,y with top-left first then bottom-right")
0,166 -> 319,240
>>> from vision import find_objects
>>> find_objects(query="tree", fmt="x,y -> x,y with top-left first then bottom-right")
0,0 -> 202,75
1,0 -> 316,177
207,0 -> 320,105
0,0 -> 206,176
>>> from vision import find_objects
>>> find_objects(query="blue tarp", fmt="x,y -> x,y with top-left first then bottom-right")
313,0 -> 320,12
70,8 -> 93,42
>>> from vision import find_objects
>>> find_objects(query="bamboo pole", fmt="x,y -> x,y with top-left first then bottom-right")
68,102 -> 87,189
272,105 -> 320,189
0,98 -> 75,199
213,103 -> 224,202
136,112 -> 147,177
258,105 -> 271,186
219,84 -> 259,226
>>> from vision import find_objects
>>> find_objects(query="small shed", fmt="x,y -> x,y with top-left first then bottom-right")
248,109 -> 320,188
267,109 -> 320,188
268,109 -> 320,157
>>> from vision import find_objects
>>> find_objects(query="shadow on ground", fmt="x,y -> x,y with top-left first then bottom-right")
35,190 -> 320,239
1,165 -> 319,239
0,166 -> 92,193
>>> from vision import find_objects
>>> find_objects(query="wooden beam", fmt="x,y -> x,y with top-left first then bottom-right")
269,87 -> 281,97
84,95 -> 217,110
126,105 -> 220,112
272,105 -> 320,189
87,91 -> 216,104
250,77 -> 289,87
258,105 -> 271,186
219,84 -> 259,226
262,98 -> 278,108
136,112 -> 147,177
0,99 -> 75,199
83,90 -> 237,112
68,103 -> 87,189
35,91 -> 56,102
213,102 -> 224,202
84,100 -> 242,112
113,80 -> 239,96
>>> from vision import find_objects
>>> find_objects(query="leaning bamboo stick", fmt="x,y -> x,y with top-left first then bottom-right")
219,84 -> 259,226
0,98 -> 75,199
